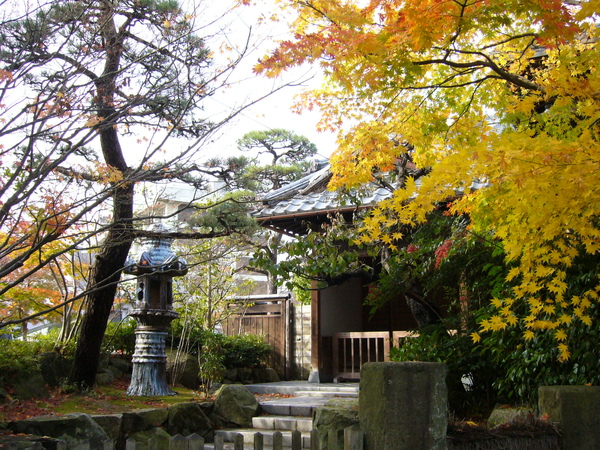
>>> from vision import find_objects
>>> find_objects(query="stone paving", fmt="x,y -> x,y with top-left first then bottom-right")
208,381 -> 359,449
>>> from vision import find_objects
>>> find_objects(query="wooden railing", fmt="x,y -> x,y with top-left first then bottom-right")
332,331 -> 391,380
332,330 -> 437,380
392,330 -> 420,348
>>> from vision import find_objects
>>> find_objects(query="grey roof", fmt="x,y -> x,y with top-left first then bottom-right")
252,163 -> 394,236
252,162 -> 490,236
255,184 -> 392,219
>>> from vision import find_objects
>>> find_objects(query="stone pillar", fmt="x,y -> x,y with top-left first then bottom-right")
359,361 -> 447,450
539,385 -> 600,450
127,326 -> 175,396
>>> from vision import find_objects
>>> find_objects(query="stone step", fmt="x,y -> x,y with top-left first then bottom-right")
293,390 -> 358,398
259,397 -> 329,417
252,415 -> 313,432
203,444 -> 289,450
214,429 -> 311,449
247,382 -> 358,396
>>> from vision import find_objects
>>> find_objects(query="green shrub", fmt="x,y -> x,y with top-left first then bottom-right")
168,325 -> 272,369
221,334 -> 272,369
199,332 -> 225,395
480,301 -> 600,405
389,321 -> 501,417
0,340 -> 42,383
102,319 -> 137,355
391,300 -> 600,414
33,330 -> 77,356
168,319 -> 207,355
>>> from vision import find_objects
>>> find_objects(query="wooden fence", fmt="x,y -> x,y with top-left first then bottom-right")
222,295 -> 291,379
10,427 -> 365,450
332,330 -> 454,380
332,331 -> 390,380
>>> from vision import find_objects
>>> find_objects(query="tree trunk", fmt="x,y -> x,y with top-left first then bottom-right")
68,181 -> 133,388
69,1 -> 132,389
69,108 -> 132,388
267,232 -> 282,294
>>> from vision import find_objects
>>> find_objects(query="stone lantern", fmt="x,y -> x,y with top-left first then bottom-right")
124,225 -> 187,396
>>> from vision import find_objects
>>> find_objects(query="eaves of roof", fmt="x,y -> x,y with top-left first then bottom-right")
252,186 -> 392,221
252,161 -> 488,236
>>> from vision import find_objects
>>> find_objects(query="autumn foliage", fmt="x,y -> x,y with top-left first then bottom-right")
254,0 -> 600,360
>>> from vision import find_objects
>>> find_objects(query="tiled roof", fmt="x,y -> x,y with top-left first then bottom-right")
252,162 -> 487,236
252,163 -> 394,236
254,184 -> 392,218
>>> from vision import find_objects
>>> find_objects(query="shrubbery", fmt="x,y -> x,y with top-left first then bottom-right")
101,319 -> 137,355
390,319 -> 500,417
0,317 -> 272,391
390,301 -> 600,413
0,330 -> 75,385
220,333 -> 272,369
0,340 -> 44,384
481,301 -> 600,405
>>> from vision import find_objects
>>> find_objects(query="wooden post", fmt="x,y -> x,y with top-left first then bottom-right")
214,435 -> 224,450
169,434 -> 187,450
187,433 -> 204,450
57,442 -> 67,450
291,430 -> 302,450
103,439 -> 115,450
273,431 -> 283,450
234,433 -> 244,450
311,429 -> 320,450
328,429 -> 340,450
254,431 -> 264,450
126,438 -> 137,450
147,436 -> 158,450
344,425 -> 364,450
310,281 -> 321,382
285,295 -> 291,380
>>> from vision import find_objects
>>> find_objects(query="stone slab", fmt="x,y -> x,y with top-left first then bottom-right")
359,362 -> 447,450
539,385 -> 600,450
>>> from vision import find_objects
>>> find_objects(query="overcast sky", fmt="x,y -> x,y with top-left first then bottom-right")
198,0 -> 338,161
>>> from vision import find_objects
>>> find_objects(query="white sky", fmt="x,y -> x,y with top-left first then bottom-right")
196,0 -> 338,160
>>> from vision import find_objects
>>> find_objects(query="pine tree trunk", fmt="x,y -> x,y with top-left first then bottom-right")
69,3 -> 131,389
69,112 -> 133,388
68,181 -> 133,388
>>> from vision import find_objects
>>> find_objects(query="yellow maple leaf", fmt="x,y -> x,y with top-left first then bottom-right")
554,329 -> 567,341
558,343 -> 571,361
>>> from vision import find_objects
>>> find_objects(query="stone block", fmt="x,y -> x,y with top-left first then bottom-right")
167,402 -> 213,439
109,356 -> 132,374
127,426 -> 171,450
167,351 -> 200,389
9,413 -> 109,449
313,398 -> 359,450
121,408 -> 169,435
359,361 -> 447,450
13,372 -> 49,399
96,368 -> 114,385
38,352 -> 72,387
212,384 -> 260,428
91,414 -> 122,441
487,405 -> 533,428
539,385 -> 600,450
